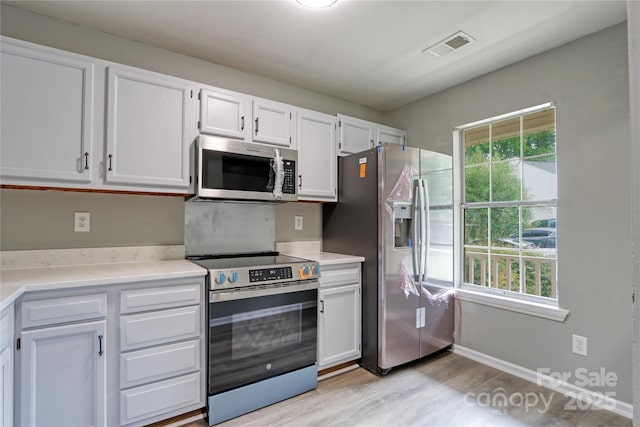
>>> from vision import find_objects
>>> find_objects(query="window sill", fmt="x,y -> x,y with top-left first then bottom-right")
455,288 -> 569,322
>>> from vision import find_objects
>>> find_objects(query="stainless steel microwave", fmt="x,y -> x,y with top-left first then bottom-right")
195,135 -> 298,202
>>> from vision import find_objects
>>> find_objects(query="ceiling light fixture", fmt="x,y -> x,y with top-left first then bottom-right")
296,0 -> 338,8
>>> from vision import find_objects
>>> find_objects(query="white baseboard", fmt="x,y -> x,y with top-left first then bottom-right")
453,344 -> 633,419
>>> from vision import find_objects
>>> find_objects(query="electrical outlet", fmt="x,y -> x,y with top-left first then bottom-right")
74,212 -> 90,232
294,215 -> 303,231
572,334 -> 587,356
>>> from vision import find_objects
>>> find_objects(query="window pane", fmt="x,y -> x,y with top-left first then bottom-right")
523,108 -> 555,157
464,208 -> 488,246
464,247 -> 488,286
491,117 -> 520,161
523,155 -> 556,201
464,125 -> 489,166
489,251 -> 520,292
491,160 -> 521,202
465,164 -> 490,203
490,206 -> 520,248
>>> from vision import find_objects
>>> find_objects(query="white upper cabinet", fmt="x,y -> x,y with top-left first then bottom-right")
105,66 -> 194,191
337,114 -> 407,156
376,124 -> 406,146
0,41 -> 95,184
198,88 -> 249,140
252,99 -> 294,147
297,109 -> 337,201
337,114 -> 375,155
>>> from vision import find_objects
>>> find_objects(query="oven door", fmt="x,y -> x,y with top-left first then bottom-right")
208,286 -> 317,395
197,135 -> 297,202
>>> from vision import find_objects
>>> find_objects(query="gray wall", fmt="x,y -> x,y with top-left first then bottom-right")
387,23 -> 632,402
0,189 -> 184,250
0,4 -> 373,250
628,0 -> 640,421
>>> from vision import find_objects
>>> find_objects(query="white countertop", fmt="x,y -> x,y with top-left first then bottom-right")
285,251 -> 365,266
0,259 -> 206,312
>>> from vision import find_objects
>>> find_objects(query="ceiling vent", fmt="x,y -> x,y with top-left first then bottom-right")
423,31 -> 476,57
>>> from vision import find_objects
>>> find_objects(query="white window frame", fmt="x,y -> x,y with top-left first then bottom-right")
452,102 -> 568,322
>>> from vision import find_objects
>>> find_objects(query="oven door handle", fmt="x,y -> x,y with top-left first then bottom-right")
210,280 -> 319,302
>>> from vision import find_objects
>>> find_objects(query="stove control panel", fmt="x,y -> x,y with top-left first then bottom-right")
249,266 -> 293,283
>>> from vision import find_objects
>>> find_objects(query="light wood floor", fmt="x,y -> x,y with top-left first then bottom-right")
187,352 -> 631,427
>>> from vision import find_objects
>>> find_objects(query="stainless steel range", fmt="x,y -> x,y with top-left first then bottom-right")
185,201 -> 320,426
189,253 -> 319,426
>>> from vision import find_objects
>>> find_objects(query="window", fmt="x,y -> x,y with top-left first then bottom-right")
456,103 -> 557,302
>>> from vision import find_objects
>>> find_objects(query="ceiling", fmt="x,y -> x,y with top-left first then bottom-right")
3,0 -> 627,111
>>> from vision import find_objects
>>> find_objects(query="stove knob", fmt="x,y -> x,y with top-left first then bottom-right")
229,271 -> 238,284
303,265 -> 311,276
312,264 -> 320,276
215,272 -> 226,285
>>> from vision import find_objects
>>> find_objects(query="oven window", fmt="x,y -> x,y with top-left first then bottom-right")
208,289 -> 317,395
231,303 -> 302,359
202,151 -> 274,192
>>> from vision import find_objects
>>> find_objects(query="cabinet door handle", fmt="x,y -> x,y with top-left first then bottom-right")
298,174 -> 302,188
241,116 -> 245,131
84,152 -> 90,170
107,154 -> 113,172
255,117 -> 259,135
98,335 -> 104,356
320,300 -> 325,313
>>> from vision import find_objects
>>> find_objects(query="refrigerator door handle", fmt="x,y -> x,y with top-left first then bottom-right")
420,178 -> 430,284
412,182 -> 421,279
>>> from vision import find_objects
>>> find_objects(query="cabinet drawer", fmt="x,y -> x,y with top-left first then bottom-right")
120,282 -> 202,314
21,293 -> 107,328
120,306 -> 200,351
120,372 -> 201,425
319,267 -> 360,288
120,339 -> 200,389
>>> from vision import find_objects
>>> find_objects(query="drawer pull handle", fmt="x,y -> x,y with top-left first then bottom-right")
98,335 -> 104,356
107,154 -> 113,172
255,117 -> 259,134
320,300 -> 325,313
241,116 -> 245,131
84,152 -> 90,170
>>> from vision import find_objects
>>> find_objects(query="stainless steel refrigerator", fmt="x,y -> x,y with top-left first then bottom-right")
323,143 -> 454,375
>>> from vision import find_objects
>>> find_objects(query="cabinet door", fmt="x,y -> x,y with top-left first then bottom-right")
252,99 -> 293,147
199,88 -> 249,140
0,347 -> 12,427
337,115 -> 374,155
318,284 -> 361,369
297,109 -> 337,201
376,125 -> 405,146
19,320 -> 106,427
0,41 -> 94,184
105,66 -> 193,191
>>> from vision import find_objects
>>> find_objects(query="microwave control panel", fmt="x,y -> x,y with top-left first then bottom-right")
282,160 -> 295,194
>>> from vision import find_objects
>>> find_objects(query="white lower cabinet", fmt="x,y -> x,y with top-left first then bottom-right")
0,303 -> 14,427
118,280 -> 205,426
12,276 -> 206,427
19,319 -> 107,427
317,262 -> 362,370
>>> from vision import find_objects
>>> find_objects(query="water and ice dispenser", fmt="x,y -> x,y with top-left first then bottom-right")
393,202 -> 413,248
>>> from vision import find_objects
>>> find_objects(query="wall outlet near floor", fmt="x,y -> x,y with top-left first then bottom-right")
74,211 -> 90,232
572,334 -> 588,356
294,215 -> 303,231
